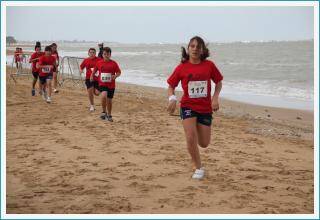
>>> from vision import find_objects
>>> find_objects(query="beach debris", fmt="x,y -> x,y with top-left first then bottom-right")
296,116 -> 302,120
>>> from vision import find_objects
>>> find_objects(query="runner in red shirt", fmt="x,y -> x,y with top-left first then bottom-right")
92,47 -> 121,122
167,36 -> 223,179
51,43 -> 60,93
14,47 -> 23,74
80,48 -> 101,112
29,44 -> 44,96
37,46 -> 57,103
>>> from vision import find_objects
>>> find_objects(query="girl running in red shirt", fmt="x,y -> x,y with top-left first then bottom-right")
29,44 -> 44,96
37,46 -> 57,103
51,43 -> 60,93
167,36 -> 223,179
80,48 -> 101,112
14,47 -> 23,74
92,47 -> 121,122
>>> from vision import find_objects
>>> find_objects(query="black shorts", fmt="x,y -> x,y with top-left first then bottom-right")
180,107 -> 213,126
32,72 -> 39,79
99,86 -> 115,99
85,79 -> 99,89
39,73 -> 53,85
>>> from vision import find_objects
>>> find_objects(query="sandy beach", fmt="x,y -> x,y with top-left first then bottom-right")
6,67 -> 314,214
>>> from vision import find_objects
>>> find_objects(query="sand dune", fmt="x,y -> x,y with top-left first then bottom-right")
6,69 -> 314,214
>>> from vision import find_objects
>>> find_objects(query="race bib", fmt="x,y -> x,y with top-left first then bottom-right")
42,66 -> 51,73
101,72 -> 112,82
188,81 -> 208,98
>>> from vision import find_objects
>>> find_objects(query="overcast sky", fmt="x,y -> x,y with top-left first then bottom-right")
6,6 -> 314,43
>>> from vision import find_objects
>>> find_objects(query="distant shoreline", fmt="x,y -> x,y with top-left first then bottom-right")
6,39 -> 314,46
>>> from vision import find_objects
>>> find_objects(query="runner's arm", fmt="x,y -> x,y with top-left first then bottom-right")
167,86 -> 177,115
212,81 -> 222,111
112,71 -> 121,80
29,57 -> 39,63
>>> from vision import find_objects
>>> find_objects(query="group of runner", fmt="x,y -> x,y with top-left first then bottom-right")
29,42 -> 60,102
25,36 -> 223,179
79,46 -> 121,122
28,42 -> 121,122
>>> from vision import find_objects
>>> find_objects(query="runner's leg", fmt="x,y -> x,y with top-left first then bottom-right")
197,123 -> 211,148
182,117 -> 202,169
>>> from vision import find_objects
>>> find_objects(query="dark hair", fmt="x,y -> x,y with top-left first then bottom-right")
103,47 -> 112,54
51,43 -> 57,47
45,46 -> 52,52
181,36 -> 210,63
88,48 -> 96,52
36,41 -> 41,46
35,45 -> 41,50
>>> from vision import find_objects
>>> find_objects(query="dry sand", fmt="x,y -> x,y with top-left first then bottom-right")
6,67 -> 314,214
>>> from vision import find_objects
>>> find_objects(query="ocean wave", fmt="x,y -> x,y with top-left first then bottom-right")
223,80 -> 314,101
113,51 -> 179,57
222,62 -> 312,67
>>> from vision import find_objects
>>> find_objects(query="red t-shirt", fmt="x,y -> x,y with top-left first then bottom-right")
167,60 -> 223,113
80,57 -> 101,80
29,52 -> 45,73
52,51 -> 59,63
94,59 -> 121,89
14,52 -> 22,62
51,51 -> 59,72
38,55 -> 56,77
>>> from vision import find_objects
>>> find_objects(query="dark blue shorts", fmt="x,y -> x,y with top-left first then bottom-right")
39,73 -> 53,85
180,107 -> 212,126
85,79 -> 99,89
99,86 -> 115,99
32,72 -> 39,79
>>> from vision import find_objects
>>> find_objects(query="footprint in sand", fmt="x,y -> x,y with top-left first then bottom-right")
157,198 -> 171,208
127,175 -> 138,180
131,150 -> 147,156
77,155 -> 88,160
55,138 -> 71,145
159,145 -> 174,151
141,174 -> 155,181
118,162 -> 137,167
17,153 -> 30,159
245,174 -> 269,180
284,149 -> 296,153
128,181 -> 166,193
76,168 -> 91,174
58,120 -> 69,126
70,145 -> 85,150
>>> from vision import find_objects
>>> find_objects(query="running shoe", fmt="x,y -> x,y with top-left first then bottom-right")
107,115 -> 113,122
46,97 -> 51,103
100,112 -> 107,120
192,167 -> 205,179
42,91 -> 48,101
31,89 -> 35,96
89,105 -> 95,112
54,89 -> 59,93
